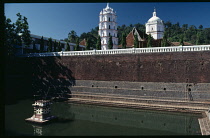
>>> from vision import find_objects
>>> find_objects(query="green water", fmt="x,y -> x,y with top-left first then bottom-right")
5,100 -> 202,136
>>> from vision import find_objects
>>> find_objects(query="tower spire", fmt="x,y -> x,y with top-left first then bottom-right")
153,7 -> 156,17
106,3 -> 109,8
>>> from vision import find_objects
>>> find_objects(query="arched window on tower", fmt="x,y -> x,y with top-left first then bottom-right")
109,17 -> 111,21
109,25 -> 110,29
109,33 -> 111,36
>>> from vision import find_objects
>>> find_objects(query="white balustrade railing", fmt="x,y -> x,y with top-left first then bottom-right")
19,45 -> 210,57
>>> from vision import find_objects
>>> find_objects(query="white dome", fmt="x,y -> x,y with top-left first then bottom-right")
148,16 -> 161,22
147,9 -> 163,23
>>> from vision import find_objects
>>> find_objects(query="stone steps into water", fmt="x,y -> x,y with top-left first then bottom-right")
67,97 -> 208,114
198,111 -> 210,135
70,85 -> 210,101
69,80 -> 210,113
68,92 -> 210,108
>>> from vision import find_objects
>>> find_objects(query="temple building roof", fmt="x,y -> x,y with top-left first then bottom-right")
147,8 -> 163,23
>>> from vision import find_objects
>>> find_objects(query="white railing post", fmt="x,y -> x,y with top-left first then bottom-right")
18,45 -> 210,57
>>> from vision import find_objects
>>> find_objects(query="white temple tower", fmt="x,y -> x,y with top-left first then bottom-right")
145,8 -> 164,40
99,3 -> 118,50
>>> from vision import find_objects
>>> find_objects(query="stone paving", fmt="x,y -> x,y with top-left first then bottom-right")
198,112 -> 210,135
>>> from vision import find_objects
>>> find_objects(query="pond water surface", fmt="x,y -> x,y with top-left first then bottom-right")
5,99 -> 202,136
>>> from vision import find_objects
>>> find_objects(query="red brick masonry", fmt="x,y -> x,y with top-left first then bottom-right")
26,51 -> 210,83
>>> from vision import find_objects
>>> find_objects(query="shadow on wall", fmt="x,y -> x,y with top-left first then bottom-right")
30,56 -> 76,101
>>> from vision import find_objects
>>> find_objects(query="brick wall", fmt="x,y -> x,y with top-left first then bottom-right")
55,51 -> 210,83
25,51 -> 210,83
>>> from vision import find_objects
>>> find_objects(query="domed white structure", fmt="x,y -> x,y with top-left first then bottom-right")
98,3 -> 118,50
145,8 -> 164,40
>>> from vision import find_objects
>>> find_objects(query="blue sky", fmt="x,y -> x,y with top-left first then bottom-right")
4,2 -> 210,40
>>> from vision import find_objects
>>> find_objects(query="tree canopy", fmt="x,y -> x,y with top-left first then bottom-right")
96,35 -> 101,50
48,38 -> 53,52
66,43 -> 70,51
75,38 -> 80,51
134,34 -> 138,48
147,34 -> 153,48
68,30 -> 78,43
40,36 -> 44,53
5,13 -> 32,58
121,33 -> 126,49
108,36 -> 113,49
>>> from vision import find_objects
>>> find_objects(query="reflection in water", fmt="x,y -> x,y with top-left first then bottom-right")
66,103 -> 201,135
5,100 -> 202,136
32,125 -> 43,136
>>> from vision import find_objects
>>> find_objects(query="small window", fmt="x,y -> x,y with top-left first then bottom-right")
163,88 -> 166,90
92,85 -> 94,87
109,33 -> 111,36
115,86 -> 118,88
141,87 -> 144,90
109,17 -> 110,21
188,88 -> 191,92
109,25 -> 110,29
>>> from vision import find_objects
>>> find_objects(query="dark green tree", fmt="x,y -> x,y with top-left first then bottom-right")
58,41 -> 62,51
54,40 -> 57,52
66,43 -> 70,51
161,32 -> 168,47
108,36 -> 113,49
22,16 -> 32,46
179,34 -> 184,46
134,34 -> 138,48
75,38 -> 80,51
33,40 -> 36,53
196,32 -> 201,45
85,38 -> 90,50
122,33 -> 126,49
147,34 -> 153,47
40,36 -> 44,53
48,38 -> 53,52
199,25 -> 203,30
5,16 -> 16,58
96,35 -> 101,50
68,30 -> 77,43
15,13 -> 32,47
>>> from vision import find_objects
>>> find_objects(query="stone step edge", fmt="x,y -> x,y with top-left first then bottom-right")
68,98 -> 206,114
69,92 -> 210,104
68,98 -> 208,111
72,85 -> 210,93
70,95 -> 209,108
198,117 -> 210,135
71,91 -> 189,101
